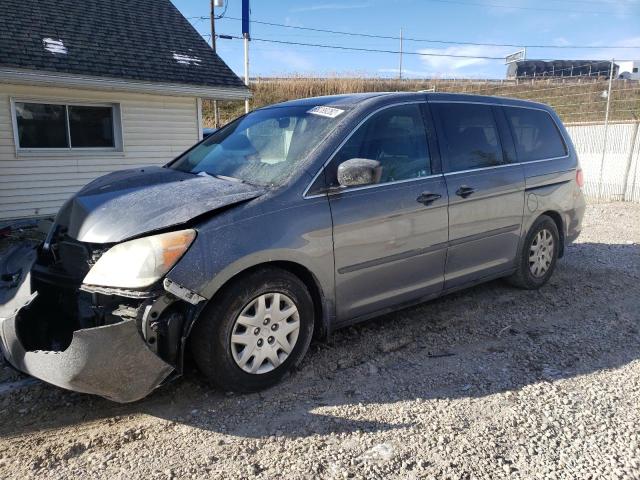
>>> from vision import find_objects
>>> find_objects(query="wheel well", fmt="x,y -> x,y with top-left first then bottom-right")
211,261 -> 326,339
540,210 -> 565,258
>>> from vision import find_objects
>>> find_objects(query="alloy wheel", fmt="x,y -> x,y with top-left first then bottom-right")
529,228 -> 554,278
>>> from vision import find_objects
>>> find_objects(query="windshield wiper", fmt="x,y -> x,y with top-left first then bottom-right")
194,171 -> 257,186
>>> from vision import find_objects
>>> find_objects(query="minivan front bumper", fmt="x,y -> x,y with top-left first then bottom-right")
0,245 -> 174,403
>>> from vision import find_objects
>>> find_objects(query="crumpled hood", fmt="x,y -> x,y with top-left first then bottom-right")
54,166 -> 265,243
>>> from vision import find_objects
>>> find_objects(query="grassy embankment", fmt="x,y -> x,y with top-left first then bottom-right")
203,76 -> 640,126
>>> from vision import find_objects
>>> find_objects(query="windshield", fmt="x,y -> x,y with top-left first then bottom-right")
170,105 -> 347,187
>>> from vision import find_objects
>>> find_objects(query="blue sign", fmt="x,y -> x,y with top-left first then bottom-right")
242,0 -> 250,38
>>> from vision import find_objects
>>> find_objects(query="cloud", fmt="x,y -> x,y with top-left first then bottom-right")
258,48 -> 314,73
291,3 -> 372,12
583,36 -> 640,61
416,45 -> 512,77
378,68 -> 432,78
283,16 -> 304,27
553,37 -> 571,47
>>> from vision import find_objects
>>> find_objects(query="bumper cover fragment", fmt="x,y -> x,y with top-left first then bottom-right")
0,243 -> 174,403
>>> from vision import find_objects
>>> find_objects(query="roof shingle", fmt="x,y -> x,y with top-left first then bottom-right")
0,0 -> 247,90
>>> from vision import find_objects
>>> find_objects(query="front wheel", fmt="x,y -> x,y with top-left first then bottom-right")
507,215 -> 560,289
190,267 -> 314,392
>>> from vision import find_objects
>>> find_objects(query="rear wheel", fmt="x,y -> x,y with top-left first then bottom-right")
507,215 -> 560,289
190,267 -> 314,392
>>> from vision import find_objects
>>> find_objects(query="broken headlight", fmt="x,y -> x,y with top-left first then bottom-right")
83,229 -> 196,289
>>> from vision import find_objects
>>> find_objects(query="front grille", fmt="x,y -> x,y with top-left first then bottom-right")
58,240 -> 93,278
35,236 -> 108,284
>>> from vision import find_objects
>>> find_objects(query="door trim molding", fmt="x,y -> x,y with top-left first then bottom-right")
338,223 -> 519,275
448,223 -> 521,247
338,242 -> 448,274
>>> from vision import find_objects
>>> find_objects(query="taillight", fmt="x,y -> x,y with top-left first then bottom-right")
576,168 -> 584,188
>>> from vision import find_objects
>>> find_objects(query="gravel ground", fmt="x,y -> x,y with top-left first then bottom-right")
0,202 -> 639,479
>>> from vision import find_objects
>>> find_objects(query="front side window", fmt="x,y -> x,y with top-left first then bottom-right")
327,103 -> 430,186
434,103 -> 505,172
171,105 -> 346,187
14,102 -> 118,150
504,107 -> 567,162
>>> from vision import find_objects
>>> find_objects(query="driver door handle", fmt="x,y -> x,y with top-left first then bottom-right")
456,186 -> 475,198
416,192 -> 442,205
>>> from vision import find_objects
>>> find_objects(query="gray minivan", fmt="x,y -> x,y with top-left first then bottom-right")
0,93 -> 585,402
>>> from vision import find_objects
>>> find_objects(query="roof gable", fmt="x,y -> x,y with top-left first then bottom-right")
0,0 -> 247,91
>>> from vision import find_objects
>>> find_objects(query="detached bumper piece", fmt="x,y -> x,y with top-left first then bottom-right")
0,243 -> 179,403
1,308 -> 173,403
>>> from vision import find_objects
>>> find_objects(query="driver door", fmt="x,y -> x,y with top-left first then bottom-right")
326,103 -> 449,322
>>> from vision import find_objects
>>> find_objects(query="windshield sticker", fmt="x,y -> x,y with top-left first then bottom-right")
307,106 -> 345,118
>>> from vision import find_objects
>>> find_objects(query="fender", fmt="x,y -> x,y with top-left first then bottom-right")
166,195 -> 336,334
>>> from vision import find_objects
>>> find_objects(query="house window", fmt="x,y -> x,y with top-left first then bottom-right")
12,101 -> 122,152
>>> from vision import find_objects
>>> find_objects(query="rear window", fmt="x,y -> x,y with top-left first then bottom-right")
504,107 -> 567,162
434,103 -> 505,172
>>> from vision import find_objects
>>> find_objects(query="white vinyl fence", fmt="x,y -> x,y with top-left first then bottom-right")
566,121 -> 640,202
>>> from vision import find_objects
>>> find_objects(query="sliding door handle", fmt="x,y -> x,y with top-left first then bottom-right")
416,192 -> 442,205
456,186 -> 475,198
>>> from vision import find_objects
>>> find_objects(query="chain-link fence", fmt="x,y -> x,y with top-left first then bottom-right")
209,65 -> 640,201
441,66 -> 640,202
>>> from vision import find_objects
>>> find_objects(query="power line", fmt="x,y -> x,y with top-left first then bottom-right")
543,0 -> 638,5
210,16 -> 640,49
216,34 -> 637,64
216,34 -> 507,60
423,0 -> 640,17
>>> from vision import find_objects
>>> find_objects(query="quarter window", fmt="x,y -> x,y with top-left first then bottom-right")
329,104 -> 430,186
14,102 -> 121,151
504,107 -> 567,162
434,103 -> 505,172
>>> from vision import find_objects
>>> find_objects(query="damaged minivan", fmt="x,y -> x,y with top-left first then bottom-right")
0,93 -> 585,402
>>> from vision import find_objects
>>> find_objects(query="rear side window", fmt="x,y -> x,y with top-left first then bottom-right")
504,107 -> 567,162
434,103 -> 505,172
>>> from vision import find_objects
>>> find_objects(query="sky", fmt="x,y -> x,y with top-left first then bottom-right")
171,0 -> 640,79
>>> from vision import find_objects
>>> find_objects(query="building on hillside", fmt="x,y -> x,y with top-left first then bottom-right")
0,0 -> 249,221
506,60 -> 619,79
617,61 -> 640,80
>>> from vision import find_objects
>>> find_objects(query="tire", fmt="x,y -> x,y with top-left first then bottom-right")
190,267 -> 314,392
507,215 -> 560,290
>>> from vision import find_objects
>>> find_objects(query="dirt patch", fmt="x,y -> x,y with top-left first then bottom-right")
0,203 -> 639,479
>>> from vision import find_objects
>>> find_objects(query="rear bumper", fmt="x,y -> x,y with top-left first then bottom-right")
566,191 -> 587,244
0,245 -> 174,403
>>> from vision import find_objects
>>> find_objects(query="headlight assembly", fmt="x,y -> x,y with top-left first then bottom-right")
83,229 -> 196,289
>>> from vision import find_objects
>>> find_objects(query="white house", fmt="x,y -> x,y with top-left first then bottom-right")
0,0 -> 249,221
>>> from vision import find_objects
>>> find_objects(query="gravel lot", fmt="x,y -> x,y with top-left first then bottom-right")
0,202 -> 639,479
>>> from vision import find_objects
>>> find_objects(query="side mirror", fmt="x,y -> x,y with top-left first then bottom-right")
337,158 -> 382,187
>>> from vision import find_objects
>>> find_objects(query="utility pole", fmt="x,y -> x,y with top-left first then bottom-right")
210,0 -> 216,53
597,58 -> 615,201
210,0 -> 220,128
398,28 -> 403,80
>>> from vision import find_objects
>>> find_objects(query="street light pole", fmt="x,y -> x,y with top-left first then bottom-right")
244,33 -> 250,113
242,0 -> 251,113
210,0 -> 220,128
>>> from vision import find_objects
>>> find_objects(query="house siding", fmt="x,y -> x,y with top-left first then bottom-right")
0,84 -> 199,220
